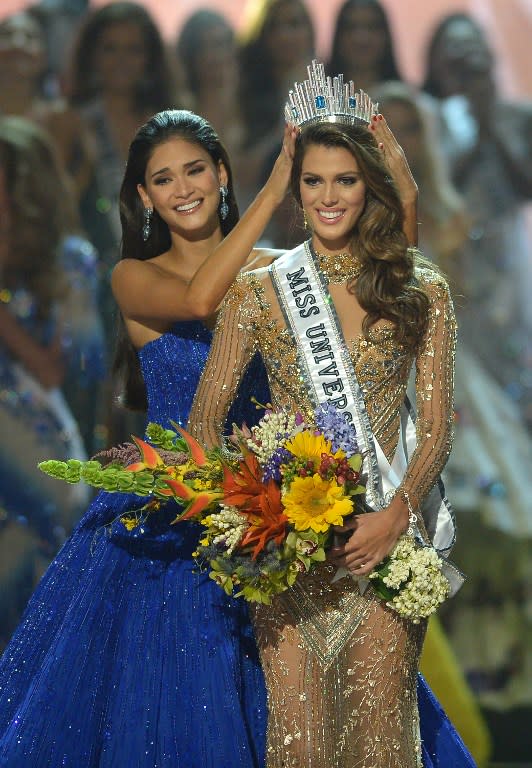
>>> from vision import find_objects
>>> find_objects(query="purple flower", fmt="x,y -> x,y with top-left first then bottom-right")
263,446 -> 292,483
315,402 -> 359,457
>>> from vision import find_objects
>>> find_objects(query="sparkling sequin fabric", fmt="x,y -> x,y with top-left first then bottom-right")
0,323 -> 268,768
189,261 -> 460,768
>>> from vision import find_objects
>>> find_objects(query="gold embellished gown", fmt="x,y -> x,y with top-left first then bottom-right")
188,251 -> 457,768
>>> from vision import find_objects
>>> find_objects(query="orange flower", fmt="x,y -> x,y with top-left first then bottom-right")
223,451 -> 287,558
239,481 -> 288,559
167,481 -> 222,522
170,421 -> 208,466
223,451 -> 264,509
125,436 -> 164,472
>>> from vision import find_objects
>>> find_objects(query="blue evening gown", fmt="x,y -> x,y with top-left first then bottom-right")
0,322 -> 475,767
419,674 -> 477,766
0,322 -> 267,768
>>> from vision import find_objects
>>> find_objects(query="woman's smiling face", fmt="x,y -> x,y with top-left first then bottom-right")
138,137 -> 227,240
300,143 -> 367,252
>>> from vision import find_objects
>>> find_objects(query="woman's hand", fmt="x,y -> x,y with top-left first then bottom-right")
369,114 -> 418,206
263,122 -> 299,206
328,503 -> 409,577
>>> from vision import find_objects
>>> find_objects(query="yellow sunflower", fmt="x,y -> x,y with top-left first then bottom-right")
283,474 -> 353,533
285,430 -> 344,468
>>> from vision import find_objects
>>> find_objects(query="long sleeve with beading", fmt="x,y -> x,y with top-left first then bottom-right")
189,277 -> 258,448
396,270 -> 457,510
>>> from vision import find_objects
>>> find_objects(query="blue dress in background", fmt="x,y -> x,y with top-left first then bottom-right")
0,322 -> 268,768
0,235 -> 106,647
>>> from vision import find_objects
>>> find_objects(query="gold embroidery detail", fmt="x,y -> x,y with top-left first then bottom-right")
313,247 -> 363,283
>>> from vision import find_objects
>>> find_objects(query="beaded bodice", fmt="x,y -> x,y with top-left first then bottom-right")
189,263 -> 456,510
139,321 -> 212,429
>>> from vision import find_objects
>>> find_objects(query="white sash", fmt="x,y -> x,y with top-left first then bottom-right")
270,241 -> 463,595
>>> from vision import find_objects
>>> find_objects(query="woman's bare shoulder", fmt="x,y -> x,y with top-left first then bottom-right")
112,257 -> 151,281
111,257 -> 178,299
112,256 -> 174,279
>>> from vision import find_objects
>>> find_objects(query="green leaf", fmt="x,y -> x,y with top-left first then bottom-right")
348,454 -> 363,471
145,422 -> 187,451
311,548 -> 326,562
371,580 -> 397,601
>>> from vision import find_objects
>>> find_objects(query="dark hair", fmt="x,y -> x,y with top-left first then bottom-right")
0,116 -> 77,318
290,122 -> 429,351
328,0 -> 401,83
114,109 -> 239,410
422,13 -> 486,98
67,1 -> 174,112
239,0 -> 315,142
177,10 -> 235,94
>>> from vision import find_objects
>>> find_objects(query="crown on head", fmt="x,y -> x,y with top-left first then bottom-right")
284,60 -> 378,129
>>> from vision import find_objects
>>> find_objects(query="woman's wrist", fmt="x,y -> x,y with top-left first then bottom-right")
401,195 -> 419,247
260,174 -> 288,208
385,491 -> 413,536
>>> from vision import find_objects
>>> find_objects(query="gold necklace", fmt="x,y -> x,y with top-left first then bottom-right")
312,246 -> 363,283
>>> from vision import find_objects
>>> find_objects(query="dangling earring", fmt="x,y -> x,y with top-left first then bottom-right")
219,185 -> 229,221
302,209 -> 310,231
142,207 -> 153,241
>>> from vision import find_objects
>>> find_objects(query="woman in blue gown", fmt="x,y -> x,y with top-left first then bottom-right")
0,108 -> 474,766
0,109 -> 300,767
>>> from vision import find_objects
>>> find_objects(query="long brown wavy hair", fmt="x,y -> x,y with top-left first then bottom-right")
0,116 -> 77,318
290,121 -> 430,352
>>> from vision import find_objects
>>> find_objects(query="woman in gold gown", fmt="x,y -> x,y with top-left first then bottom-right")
189,65 -> 467,767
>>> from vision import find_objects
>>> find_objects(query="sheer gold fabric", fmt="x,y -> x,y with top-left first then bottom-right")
188,263 -> 456,767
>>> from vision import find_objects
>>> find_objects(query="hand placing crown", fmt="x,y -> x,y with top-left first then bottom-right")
284,59 -> 379,129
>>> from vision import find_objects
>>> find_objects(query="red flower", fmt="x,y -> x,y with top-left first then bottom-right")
223,451 -> 265,508
240,481 -> 288,559
224,451 -> 287,558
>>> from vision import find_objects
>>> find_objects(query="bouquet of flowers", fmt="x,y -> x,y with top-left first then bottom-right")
39,402 -> 451,617
192,402 -> 366,603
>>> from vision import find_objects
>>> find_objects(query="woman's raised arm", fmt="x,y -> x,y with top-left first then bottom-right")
370,115 -> 419,246
112,124 -> 298,325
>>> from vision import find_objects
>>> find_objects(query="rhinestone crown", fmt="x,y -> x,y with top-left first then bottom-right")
284,60 -> 378,129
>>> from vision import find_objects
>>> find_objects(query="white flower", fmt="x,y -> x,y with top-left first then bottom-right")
247,410 -> 298,463
207,505 -> 249,555
372,535 -> 451,622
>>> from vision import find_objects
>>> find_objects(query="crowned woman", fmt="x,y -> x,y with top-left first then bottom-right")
188,61 -> 473,767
